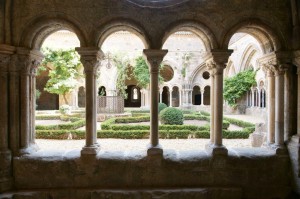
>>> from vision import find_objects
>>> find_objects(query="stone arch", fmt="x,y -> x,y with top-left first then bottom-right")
19,14 -> 87,49
78,86 -> 86,108
171,86 -> 180,107
203,85 -> 211,105
162,20 -> 218,51
239,44 -> 262,72
224,60 -> 236,77
190,63 -> 207,84
95,19 -> 150,48
221,18 -> 285,53
162,86 -> 170,106
192,85 -> 201,105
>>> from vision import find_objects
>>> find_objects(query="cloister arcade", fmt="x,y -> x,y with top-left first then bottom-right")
0,0 -> 299,198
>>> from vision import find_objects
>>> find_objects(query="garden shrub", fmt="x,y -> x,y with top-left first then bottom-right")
35,117 -> 85,130
223,120 -> 230,129
159,107 -> 184,125
36,114 -> 61,120
158,103 -> 167,113
97,130 -> 149,139
59,104 -> 71,115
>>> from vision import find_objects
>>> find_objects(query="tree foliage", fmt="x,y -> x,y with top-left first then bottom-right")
224,69 -> 257,107
133,56 -> 164,89
41,48 -> 82,104
111,53 -> 131,99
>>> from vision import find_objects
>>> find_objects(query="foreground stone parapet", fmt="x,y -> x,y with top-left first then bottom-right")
10,148 -> 290,199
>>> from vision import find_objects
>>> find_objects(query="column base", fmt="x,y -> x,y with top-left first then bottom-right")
19,143 -> 40,155
271,144 -> 288,155
81,145 -> 100,155
147,144 -> 163,157
206,144 -> 228,156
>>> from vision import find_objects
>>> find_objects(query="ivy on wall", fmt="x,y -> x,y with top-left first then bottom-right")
223,69 -> 257,107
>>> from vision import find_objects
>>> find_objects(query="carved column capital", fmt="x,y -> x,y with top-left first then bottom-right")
143,49 -> 168,73
16,48 -> 44,75
205,49 -> 233,75
76,47 -> 104,74
0,45 -> 15,73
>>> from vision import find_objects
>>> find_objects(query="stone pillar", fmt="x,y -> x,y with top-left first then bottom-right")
205,50 -> 233,155
159,89 -> 163,103
76,47 -> 103,155
267,69 -> 275,144
179,89 -> 182,107
143,49 -> 168,156
251,88 -> 255,107
169,88 -> 173,107
0,45 -> 14,192
274,65 -> 286,148
201,89 -> 205,105
17,48 -> 43,155
298,66 -> 300,136
258,88 -> 261,108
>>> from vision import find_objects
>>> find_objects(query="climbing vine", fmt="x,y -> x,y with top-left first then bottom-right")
181,52 -> 193,78
111,53 -> 131,99
223,69 -> 257,107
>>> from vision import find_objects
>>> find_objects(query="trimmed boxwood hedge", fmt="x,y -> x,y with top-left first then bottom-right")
36,114 -> 61,120
35,111 -> 255,140
35,117 -> 85,130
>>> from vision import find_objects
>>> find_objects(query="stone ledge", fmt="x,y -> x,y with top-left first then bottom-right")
0,187 -> 242,199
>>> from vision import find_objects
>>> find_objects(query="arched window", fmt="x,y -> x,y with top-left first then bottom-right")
132,87 -> 139,100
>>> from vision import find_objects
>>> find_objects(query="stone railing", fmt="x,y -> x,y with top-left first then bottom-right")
97,96 -> 124,114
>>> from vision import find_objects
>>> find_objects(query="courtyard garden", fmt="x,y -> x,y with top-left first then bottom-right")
35,104 -> 255,141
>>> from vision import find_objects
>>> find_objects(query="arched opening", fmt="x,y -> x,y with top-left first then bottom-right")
34,28 -> 82,151
192,86 -> 201,105
98,86 -> 107,96
162,86 -> 170,106
78,86 -> 86,108
100,30 -> 146,109
124,85 -> 141,107
39,30 -> 81,109
203,86 -> 210,105
172,86 -> 180,107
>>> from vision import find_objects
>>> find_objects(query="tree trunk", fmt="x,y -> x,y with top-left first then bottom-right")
63,94 -> 69,105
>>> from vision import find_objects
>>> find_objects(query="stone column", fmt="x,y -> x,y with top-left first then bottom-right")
267,69 -> 275,144
274,65 -> 286,148
17,48 -> 43,155
205,50 -> 233,155
201,89 -> 205,105
0,45 -> 15,192
159,89 -> 163,103
169,88 -> 173,107
251,88 -> 255,107
179,89 -> 182,107
298,66 -> 300,136
143,49 -> 168,156
76,47 -> 103,155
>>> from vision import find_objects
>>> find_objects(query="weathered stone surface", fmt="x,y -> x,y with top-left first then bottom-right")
9,148 -> 290,198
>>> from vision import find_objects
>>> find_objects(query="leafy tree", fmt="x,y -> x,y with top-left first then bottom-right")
111,52 -> 131,99
133,56 -> 164,89
223,69 -> 257,107
41,48 -> 82,104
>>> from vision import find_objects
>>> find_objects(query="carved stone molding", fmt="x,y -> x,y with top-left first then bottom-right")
76,47 -> 104,74
205,49 -> 233,76
16,48 -> 44,75
143,49 -> 168,73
